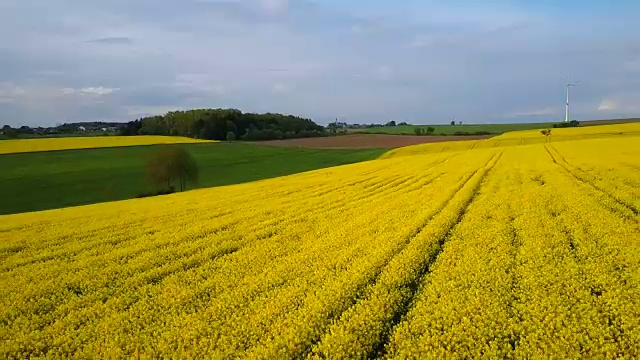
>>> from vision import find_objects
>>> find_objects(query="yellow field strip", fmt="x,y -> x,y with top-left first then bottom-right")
0,136 -> 213,155
382,123 -> 640,159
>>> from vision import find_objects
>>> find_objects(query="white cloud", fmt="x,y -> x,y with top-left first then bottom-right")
271,82 -> 291,93
0,83 -> 119,111
80,87 -> 119,95
126,105 -> 185,118
57,86 -> 119,96
0,83 -> 26,102
596,95 -> 640,113
60,88 -> 77,95
0,83 -> 24,95
597,99 -> 616,111
406,35 -> 461,49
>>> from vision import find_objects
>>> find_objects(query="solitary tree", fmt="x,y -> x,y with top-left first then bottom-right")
450,120 -> 456,126
426,126 -> 435,134
327,121 -> 338,134
147,146 -> 199,192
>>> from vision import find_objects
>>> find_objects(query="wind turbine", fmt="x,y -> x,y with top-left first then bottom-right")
565,79 -> 580,122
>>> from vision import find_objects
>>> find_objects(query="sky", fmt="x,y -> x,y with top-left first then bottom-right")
1,0 -> 639,126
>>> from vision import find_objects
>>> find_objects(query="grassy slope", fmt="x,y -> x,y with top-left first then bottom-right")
0,142 -> 384,215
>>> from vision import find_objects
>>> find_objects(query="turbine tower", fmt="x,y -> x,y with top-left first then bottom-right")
565,78 -> 580,122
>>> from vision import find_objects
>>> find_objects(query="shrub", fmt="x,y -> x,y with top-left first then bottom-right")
226,131 -> 236,141
554,120 -> 580,128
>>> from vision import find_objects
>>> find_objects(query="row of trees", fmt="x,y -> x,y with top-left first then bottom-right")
119,109 -> 326,141
1,122 -> 122,139
553,120 -> 580,128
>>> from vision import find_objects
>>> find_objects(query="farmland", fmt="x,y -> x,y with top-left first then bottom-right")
1,124 -> 639,358
352,118 -> 640,136
0,135 -> 212,155
382,122 -> 640,158
0,142 -> 384,215
351,122 -> 550,135
252,133 -> 491,149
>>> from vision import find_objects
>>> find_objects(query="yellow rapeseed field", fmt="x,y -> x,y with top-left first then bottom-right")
382,122 -> 640,158
0,125 -> 638,358
496,122 -> 640,139
0,136 -> 213,155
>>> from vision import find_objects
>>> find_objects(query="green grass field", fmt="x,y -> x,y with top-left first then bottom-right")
0,142 -> 384,215
350,123 -> 555,135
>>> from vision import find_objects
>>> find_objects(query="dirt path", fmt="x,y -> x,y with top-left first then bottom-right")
252,134 -> 492,149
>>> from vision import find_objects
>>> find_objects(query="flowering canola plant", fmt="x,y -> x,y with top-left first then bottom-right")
381,122 -> 640,158
0,135 -> 213,155
0,127 -> 638,358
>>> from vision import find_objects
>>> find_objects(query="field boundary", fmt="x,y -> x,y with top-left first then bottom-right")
251,134 -> 492,149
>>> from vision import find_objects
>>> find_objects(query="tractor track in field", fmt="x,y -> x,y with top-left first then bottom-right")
182,169 -> 452,327
293,152 -> 503,359
310,186 -> 475,356
372,151 -> 504,359
212,166 -> 463,357
544,144 -> 639,218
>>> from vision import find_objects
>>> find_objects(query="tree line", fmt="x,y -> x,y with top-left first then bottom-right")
119,109 -> 326,141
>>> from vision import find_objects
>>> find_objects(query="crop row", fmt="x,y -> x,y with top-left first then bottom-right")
385,145 -> 640,358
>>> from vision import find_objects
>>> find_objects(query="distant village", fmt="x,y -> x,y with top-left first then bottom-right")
1,122 -> 124,138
